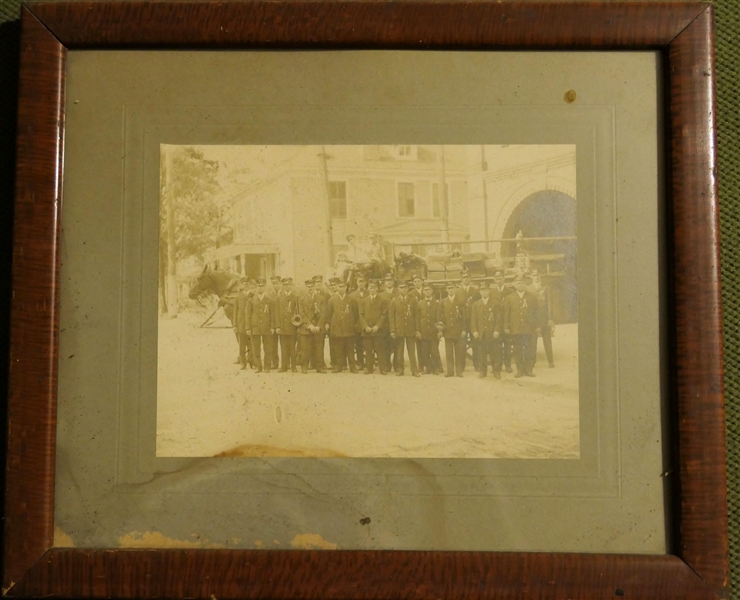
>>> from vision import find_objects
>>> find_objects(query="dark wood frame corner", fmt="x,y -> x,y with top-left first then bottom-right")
4,2 -> 728,598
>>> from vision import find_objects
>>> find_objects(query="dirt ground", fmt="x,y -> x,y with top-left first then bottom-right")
156,308 -> 580,459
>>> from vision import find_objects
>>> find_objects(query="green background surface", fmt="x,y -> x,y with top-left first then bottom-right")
0,0 -> 736,595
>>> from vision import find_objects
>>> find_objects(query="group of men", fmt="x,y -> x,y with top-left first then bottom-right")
229,269 -> 555,379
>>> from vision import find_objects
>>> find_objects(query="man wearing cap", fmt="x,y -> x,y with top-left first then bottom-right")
491,269 -> 514,373
233,278 -> 252,370
298,279 -> 327,374
311,275 -> 331,369
409,275 -> 426,370
325,280 -> 359,373
459,270 -> 481,372
275,277 -> 300,372
503,274 -> 539,377
312,275 -> 331,302
471,282 -> 504,378
389,281 -> 421,377
379,274 -> 400,372
438,281 -> 467,377
326,277 -> 343,369
246,279 -> 277,373
359,279 -> 389,374
349,275 -> 369,370
527,269 -> 555,368
418,282 -> 443,375
267,276 -> 283,370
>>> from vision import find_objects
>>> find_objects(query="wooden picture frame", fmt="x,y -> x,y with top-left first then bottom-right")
5,2 -> 727,598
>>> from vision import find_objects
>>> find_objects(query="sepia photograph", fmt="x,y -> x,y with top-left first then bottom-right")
157,144 -> 578,459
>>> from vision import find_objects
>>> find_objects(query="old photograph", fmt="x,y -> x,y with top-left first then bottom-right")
157,144 -> 578,458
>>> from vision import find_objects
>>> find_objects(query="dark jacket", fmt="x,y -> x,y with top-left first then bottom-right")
298,292 -> 326,334
503,291 -> 539,335
389,294 -> 420,338
418,296 -> 441,340
326,294 -> 357,337
470,297 -> 503,341
358,294 -> 388,336
233,290 -> 251,334
437,294 -> 468,338
246,294 -> 277,335
276,292 -> 301,335
527,283 -> 551,327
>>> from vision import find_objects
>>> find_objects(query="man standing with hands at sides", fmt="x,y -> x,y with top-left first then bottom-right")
246,278 -> 277,373
389,281 -> 421,377
298,280 -> 327,374
311,275 -> 331,370
471,282 -> 503,378
503,274 -> 539,378
418,281 -> 443,375
349,275 -> 369,370
491,269 -> 514,373
325,281 -> 358,373
359,279 -> 389,374
409,274 -> 425,369
233,277 -> 252,371
438,280 -> 467,378
380,273 -> 400,372
275,277 -> 300,373
527,269 -> 555,368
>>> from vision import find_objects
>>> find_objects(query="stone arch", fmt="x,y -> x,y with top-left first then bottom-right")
491,177 -> 576,242
499,188 -> 578,324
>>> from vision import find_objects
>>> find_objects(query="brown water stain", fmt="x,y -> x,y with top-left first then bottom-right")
215,444 -> 347,458
53,526 -> 75,547
290,533 -> 339,550
118,531 -> 225,549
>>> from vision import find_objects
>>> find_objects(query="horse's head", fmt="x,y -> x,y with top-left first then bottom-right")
188,265 -> 214,299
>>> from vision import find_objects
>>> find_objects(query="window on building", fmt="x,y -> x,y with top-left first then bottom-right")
328,181 -> 347,218
393,145 -> 418,160
398,182 -> 416,217
432,182 -> 449,218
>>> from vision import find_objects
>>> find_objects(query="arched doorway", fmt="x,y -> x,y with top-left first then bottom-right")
501,190 -> 577,324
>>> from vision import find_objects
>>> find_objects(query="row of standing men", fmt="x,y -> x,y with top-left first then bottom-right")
230,269 -> 555,378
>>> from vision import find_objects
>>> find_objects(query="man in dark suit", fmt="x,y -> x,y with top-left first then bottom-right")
503,274 -> 539,378
458,270 -> 481,372
491,269 -> 513,373
408,274 -> 425,368
245,278 -> 277,373
437,281 -> 467,377
418,281 -> 443,375
358,279 -> 389,374
233,278 -> 252,370
325,281 -> 358,373
349,275 -> 369,370
527,269 -> 555,368
275,277 -> 300,372
389,281 -> 421,377
471,282 -> 504,378
297,279 -> 327,374
309,275 -> 330,370
379,273 -> 399,372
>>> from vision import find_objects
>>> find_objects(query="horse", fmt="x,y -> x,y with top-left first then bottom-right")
188,265 -> 241,325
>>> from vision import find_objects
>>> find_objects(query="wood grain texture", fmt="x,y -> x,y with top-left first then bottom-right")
26,1 -> 707,49
3,6 -> 64,593
4,1 -> 728,598
668,6 -> 729,597
4,549 -> 720,600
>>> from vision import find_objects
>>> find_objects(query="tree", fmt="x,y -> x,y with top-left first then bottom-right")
160,146 -> 232,314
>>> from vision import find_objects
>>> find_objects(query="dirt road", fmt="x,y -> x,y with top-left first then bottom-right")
157,309 -> 579,459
